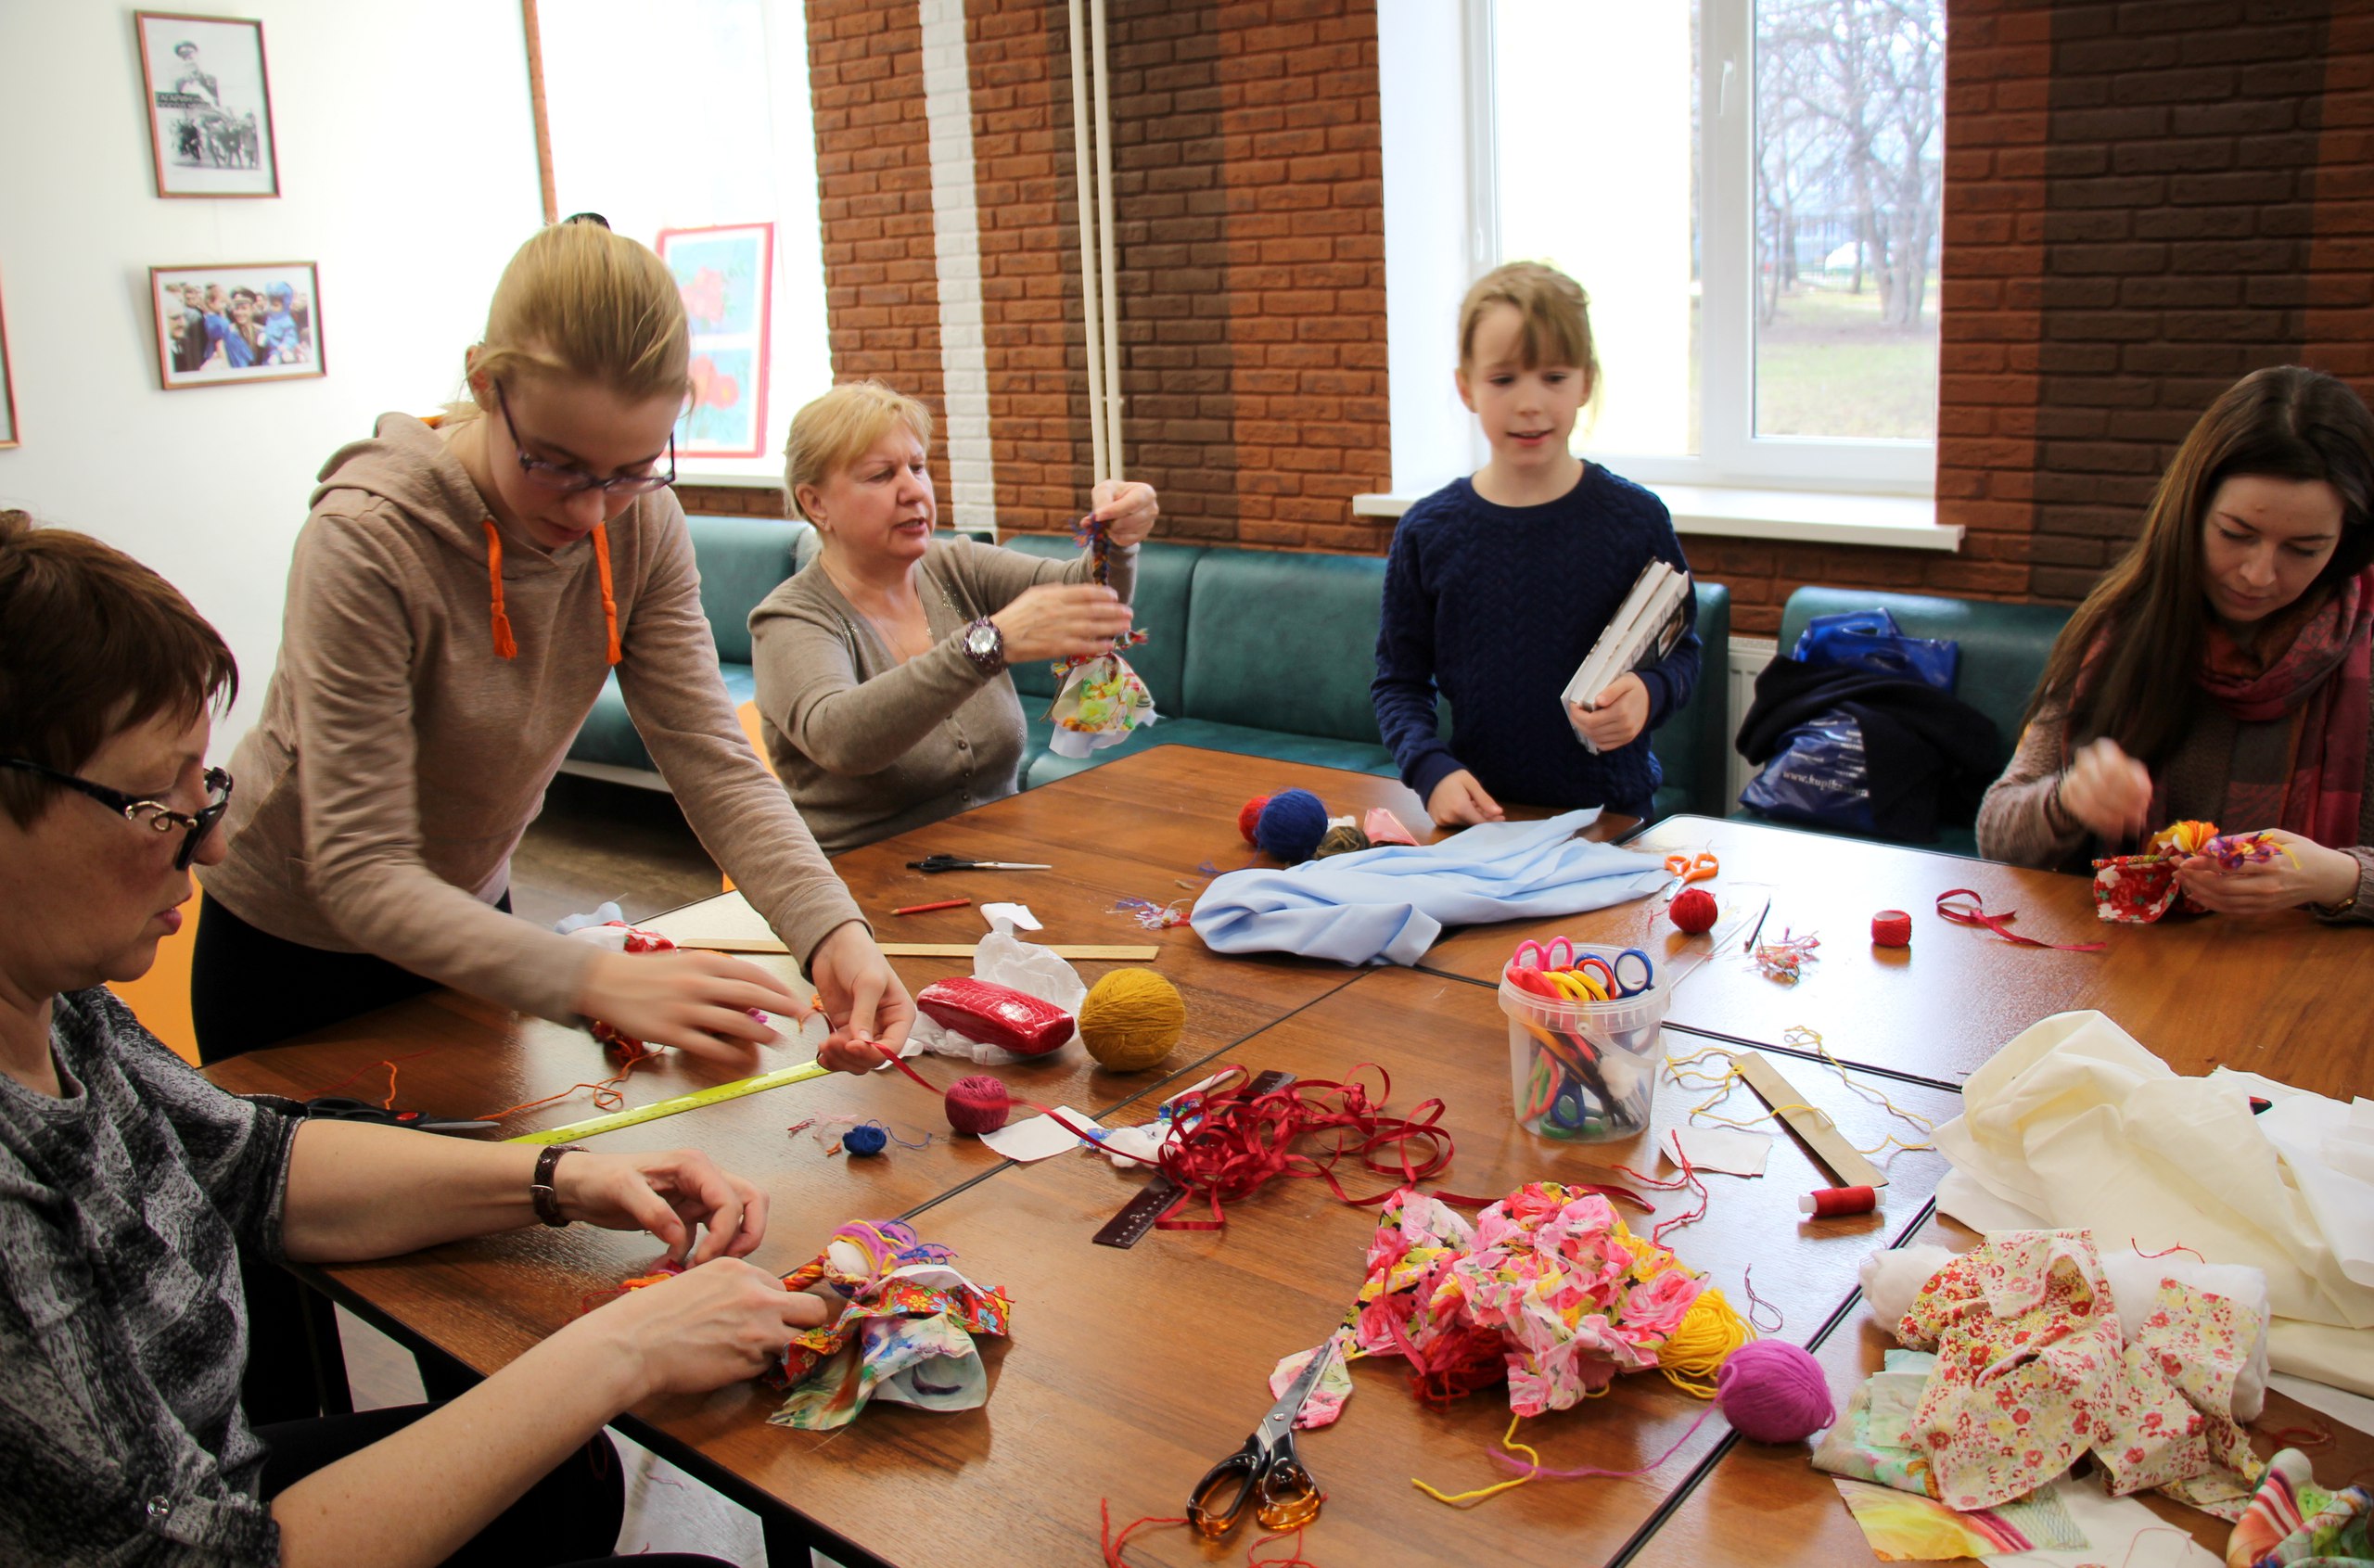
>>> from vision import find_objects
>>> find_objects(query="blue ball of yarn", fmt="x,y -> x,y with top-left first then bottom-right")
1254,788 -> 1330,862
841,1122 -> 889,1156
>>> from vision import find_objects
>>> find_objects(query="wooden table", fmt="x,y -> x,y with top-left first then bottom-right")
1423,813 -> 2374,1098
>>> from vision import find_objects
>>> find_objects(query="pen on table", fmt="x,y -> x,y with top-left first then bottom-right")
892,898 -> 973,917
1742,895 -> 1772,953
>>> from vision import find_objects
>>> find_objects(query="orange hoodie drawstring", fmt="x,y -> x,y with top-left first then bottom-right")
590,524 -> 622,666
481,519 -> 518,659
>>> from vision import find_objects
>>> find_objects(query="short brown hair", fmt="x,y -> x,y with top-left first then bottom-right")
0,510 -> 237,826
1458,261 -> 1601,396
782,380 -> 935,521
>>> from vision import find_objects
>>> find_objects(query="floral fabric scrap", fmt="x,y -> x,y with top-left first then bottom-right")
1895,1230 -> 2258,1511
768,1219 -> 1013,1431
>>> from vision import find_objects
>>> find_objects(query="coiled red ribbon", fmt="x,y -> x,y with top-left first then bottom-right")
1935,888 -> 2105,952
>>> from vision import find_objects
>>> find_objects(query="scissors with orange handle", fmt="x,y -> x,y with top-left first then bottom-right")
1659,851 -> 1717,900
1189,1338 -> 1335,1536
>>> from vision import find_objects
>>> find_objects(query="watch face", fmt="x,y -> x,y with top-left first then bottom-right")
966,623 -> 999,658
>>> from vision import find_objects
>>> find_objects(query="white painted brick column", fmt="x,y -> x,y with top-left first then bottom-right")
918,0 -> 998,534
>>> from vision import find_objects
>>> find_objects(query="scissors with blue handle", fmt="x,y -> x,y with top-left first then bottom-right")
1189,1338 -> 1335,1537
1608,948 -> 1655,997
906,854 -> 1053,873
303,1098 -> 498,1135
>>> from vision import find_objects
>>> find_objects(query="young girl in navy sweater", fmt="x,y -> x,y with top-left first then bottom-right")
1372,261 -> 1701,825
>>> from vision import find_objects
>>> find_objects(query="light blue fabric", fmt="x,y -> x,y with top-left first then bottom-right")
1189,809 -> 1666,965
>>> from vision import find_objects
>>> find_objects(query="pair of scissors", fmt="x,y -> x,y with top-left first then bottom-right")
1189,1338 -> 1335,1537
303,1098 -> 498,1134
1510,935 -> 1576,973
1660,850 -> 1718,899
905,854 -> 1053,873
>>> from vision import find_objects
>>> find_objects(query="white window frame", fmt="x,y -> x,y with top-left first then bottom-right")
1372,0 -> 1954,546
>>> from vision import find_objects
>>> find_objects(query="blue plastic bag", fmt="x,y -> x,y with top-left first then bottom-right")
1792,609 -> 1959,694
1738,708 -> 1876,835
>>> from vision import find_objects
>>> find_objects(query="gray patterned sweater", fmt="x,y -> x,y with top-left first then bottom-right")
0,988 -> 298,1565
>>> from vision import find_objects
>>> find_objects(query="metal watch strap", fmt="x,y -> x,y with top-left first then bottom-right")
531,1144 -> 584,1228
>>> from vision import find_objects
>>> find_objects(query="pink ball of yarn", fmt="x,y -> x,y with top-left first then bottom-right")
1669,886 -> 1719,935
944,1075 -> 1013,1136
1715,1339 -> 1834,1444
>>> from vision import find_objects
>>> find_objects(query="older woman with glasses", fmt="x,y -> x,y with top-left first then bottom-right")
191,219 -> 913,1074
0,509 -> 827,1568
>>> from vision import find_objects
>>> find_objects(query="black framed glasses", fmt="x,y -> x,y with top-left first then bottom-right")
493,382 -> 676,497
0,759 -> 233,871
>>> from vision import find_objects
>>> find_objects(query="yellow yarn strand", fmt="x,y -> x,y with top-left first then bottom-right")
1664,1030 -> 1936,1161
1656,1286 -> 1755,1398
1412,1414 -> 1543,1506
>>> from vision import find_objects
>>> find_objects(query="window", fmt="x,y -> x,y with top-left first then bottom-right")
534,0 -> 830,483
1387,0 -> 1944,501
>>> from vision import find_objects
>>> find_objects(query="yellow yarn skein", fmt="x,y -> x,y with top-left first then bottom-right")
1657,1286 -> 1756,1398
1078,968 -> 1185,1072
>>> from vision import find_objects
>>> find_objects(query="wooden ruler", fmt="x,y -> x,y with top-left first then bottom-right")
1731,1051 -> 1887,1189
1092,1070 -> 1295,1247
681,936 -> 1160,962
506,1061 -> 830,1145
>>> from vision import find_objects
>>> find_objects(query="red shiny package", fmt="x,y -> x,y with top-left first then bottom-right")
915,976 -> 1075,1057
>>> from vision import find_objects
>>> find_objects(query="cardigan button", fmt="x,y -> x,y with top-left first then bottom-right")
147,1498 -> 173,1521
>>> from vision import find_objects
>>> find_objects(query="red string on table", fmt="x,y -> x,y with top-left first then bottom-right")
2132,1237 -> 2205,1263
1935,888 -> 2106,952
1097,1501 -> 1325,1568
1613,1145 -> 1709,1246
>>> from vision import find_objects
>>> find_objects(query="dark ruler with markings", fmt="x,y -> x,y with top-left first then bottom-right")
1091,1070 -> 1295,1248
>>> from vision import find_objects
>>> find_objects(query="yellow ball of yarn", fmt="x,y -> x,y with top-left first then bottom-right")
1657,1286 -> 1756,1398
1079,968 -> 1185,1072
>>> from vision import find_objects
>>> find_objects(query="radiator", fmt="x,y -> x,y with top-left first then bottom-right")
1724,637 -> 1775,809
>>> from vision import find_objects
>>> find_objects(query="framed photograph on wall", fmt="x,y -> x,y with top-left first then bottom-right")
0,267 -> 18,448
150,262 -> 324,389
134,12 -> 281,198
656,223 -> 774,459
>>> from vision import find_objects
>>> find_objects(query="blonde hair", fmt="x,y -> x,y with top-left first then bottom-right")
782,380 -> 935,521
1457,261 -> 1601,395
448,221 -> 690,422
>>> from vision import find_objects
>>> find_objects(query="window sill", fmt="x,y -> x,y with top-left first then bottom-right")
1352,484 -> 1962,554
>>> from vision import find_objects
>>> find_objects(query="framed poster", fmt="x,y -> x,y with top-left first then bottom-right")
134,12 -> 281,198
656,222 -> 773,459
150,262 -> 324,389
0,267 -> 16,448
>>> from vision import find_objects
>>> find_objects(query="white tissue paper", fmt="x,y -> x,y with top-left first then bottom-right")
1858,1243 -> 1957,1333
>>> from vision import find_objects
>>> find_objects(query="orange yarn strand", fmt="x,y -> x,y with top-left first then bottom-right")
591,524 -> 622,666
482,520 -> 518,659
474,1052 -> 647,1123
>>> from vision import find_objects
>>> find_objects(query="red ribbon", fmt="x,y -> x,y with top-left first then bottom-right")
1935,888 -> 2106,952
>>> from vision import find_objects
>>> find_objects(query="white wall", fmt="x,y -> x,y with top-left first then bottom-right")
0,2 -> 544,751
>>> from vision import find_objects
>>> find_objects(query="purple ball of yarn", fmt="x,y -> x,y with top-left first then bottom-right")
1715,1339 -> 1835,1444
1254,788 -> 1329,862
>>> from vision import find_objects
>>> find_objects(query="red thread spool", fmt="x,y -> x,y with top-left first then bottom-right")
1799,1185 -> 1878,1217
1871,910 -> 1912,949
944,1075 -> 1014,1135
1669,886 -> 1719,935
1237,795 -> 1271,846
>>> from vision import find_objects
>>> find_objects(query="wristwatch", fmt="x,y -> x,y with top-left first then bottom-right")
531,1143 -> 585,1227
960,617 -> 1006,675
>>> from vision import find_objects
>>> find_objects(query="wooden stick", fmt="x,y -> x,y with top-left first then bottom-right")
1731,1051 -> 1888,1190
679,937 -> 1161,962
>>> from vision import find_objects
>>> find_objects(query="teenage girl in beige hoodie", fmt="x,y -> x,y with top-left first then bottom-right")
193,220 -> 911,1073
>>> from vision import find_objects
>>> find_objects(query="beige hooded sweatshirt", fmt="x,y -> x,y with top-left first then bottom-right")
203,413 -> 864,1023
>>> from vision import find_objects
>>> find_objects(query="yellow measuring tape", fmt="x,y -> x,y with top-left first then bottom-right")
505,1061 -> 831,1145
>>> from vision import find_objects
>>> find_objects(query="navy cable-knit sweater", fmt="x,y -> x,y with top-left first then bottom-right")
1371,465 -> 1701,821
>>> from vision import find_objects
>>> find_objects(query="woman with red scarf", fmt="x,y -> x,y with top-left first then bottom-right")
1979,365 -> 2374,920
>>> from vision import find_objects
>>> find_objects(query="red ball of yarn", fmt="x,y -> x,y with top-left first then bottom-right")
944,1075 -> 1013,1136
1669,886 -> 1719,935
1871,909 -> 1913,949
1237,795 -> 1272,846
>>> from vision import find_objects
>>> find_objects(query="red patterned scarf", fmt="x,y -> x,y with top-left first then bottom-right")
2195,567 -> 2373,846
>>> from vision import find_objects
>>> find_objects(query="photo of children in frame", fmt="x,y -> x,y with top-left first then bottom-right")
150,263 -> 324,389
0,266 -> 17,448
134,12 -> 281,198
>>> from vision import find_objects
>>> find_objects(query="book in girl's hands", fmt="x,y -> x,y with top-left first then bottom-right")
1563,561 -> 1691,753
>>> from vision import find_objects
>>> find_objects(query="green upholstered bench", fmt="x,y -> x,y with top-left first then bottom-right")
560,513 -> 820,785
1733,586 -> 2074,857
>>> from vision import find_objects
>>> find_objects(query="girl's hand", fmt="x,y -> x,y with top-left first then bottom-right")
2175,829 -> 2363,916
554,1148 -> 768,1266
579,1257 -> 831,1402
574,950 -> 803,1068
989,584 -> 1136,663
1568,674 -> 1651,751
1090,480 -> 1160,547
1427,769 -> 1504,827
2059,737 -> 2153,841
806,922 -> 915,1072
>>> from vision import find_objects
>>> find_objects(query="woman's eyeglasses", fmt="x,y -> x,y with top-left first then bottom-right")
494,382 -> 677,497
0,759 -> 233,872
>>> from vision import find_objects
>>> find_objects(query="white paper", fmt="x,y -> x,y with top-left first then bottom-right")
980,1107 -> 1103,1162
981,901 -> 1041,932
1666,1124 -> 1772,1178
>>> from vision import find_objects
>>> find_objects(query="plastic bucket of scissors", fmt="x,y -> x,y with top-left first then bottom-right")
1498,944 -> 1668,1142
